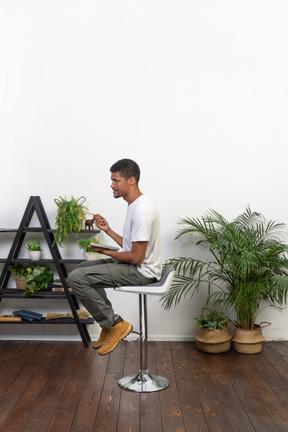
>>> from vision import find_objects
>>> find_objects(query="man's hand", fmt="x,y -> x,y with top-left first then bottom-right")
95,214 -> 123,247
95,214 -> 110,233
88,244 -> 110,253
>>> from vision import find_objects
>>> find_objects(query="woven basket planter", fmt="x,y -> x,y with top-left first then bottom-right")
195,327 -> 232,353
14,275 -> 26,291
232,324 -> 268,354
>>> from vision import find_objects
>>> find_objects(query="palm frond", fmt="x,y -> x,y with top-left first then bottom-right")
162,258 -> 219,309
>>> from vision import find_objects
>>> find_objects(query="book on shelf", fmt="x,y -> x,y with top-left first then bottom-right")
13,309 -> 43,321
52,287 -> 73,292
0,314 -> 22,322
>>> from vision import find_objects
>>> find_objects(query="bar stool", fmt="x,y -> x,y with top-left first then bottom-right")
114,265 -> 175,393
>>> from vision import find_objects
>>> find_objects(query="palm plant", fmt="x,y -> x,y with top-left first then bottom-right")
162,207 -> 288,329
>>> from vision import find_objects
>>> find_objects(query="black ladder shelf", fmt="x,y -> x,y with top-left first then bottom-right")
0,196 -> 98,347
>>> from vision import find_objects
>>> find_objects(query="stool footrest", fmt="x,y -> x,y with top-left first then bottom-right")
122,330 -> 141,343
118,370 -> 170,393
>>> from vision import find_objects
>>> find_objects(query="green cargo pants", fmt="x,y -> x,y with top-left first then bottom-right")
67,258 -> 155,328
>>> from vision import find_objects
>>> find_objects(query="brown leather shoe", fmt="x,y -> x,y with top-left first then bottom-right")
92,326 -> 107,349
98,319 -> 132,356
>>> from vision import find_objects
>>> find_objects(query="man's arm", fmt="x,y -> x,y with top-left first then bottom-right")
95,214 -> 123,247
94,214 -> 148,265
90,241 -> 148,266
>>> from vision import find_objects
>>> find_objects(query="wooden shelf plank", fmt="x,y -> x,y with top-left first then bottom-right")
0,288 -> 77,299
6,259 -> 84,264
0,317 -> 94,324
0,228 -> 100,233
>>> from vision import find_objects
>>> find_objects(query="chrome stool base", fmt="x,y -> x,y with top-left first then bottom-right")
115,266 -> 175,393
118,370 -> 170,393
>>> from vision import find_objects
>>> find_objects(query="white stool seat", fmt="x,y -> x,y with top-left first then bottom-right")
114,265 -> 175,393
115,265 -> 175,295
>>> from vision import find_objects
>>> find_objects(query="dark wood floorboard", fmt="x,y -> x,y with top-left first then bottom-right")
0,341 -> 288,432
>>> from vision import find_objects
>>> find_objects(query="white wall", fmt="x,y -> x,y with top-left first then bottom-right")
1,0 -> 288,341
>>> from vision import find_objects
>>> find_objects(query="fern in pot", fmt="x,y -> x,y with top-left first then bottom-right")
162,207 -> 288,354
194,308 -> 232,353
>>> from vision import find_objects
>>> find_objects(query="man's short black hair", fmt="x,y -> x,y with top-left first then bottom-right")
110,158 -> 140,183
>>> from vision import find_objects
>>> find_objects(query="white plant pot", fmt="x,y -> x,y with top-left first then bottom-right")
28,250 -> 41,261
85,251 -> 98,261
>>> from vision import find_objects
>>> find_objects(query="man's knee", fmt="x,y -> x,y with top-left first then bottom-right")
67,268 -> 83,288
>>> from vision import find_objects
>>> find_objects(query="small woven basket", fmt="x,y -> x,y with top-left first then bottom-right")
14,275 -> 26,291
195,327 -> 232,354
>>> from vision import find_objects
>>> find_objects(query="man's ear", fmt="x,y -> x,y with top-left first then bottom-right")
129,176 -> 136,185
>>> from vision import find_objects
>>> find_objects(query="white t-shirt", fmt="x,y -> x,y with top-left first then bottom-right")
122,195 -> 162,280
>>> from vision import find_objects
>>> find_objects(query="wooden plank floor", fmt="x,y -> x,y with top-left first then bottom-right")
0,340 -> 288,432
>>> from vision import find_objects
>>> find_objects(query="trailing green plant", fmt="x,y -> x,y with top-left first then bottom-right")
195,308 -> 229,330
24,266 -> 54,297
54,196 -> 87,246
10,264 -> 54,297
26,240 -> 41,251
10,263 -> 28,277
77,237 -> 100,253
162,206 -> 288,330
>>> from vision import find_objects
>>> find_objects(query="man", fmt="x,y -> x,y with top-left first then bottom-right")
67,159 -> 162,356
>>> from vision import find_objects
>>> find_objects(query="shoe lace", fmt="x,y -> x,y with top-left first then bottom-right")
104,327 -> 112,343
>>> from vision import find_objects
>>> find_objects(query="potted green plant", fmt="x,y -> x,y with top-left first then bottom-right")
162,207 -> 288,354
54,196 -> 87,246
26,240 -> 41,260
194,308 -> 232,353
10,264 -> 54,297
9,263 -> 28,291
77,237 -> 100,260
